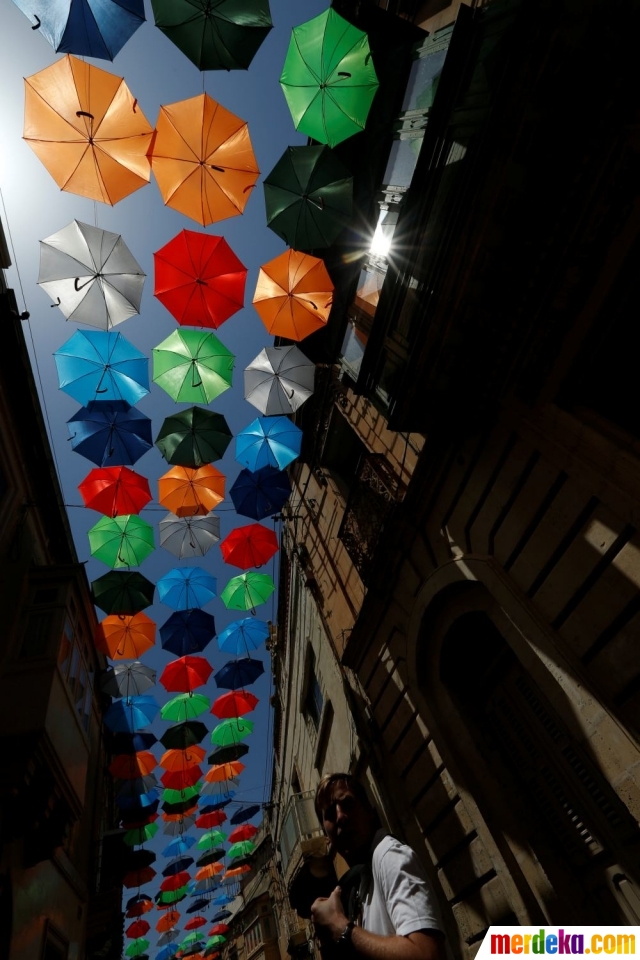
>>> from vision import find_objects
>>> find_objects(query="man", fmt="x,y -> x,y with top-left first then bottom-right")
311,773 -> 444,960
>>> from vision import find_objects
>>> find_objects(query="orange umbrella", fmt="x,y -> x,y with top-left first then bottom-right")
195,862 -> 224,881
162,805 -> 198,822
24,55 -> 153,205
95,612 -> 156,659
158,465 -> 225,517
156,910 -> 181,933
110,751 -> 157,779
160,746 -> 206,772
252,249 -> 333,341
149,93 -> 259,226
203,761 -> 245,783
222,865 -> 251,880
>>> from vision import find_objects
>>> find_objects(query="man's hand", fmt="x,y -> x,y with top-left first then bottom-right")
311,886 -> 349,941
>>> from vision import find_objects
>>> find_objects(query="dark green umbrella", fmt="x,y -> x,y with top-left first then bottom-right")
155,406 -> 232,467
160,720 -> 209,751
91,570 -> 155,615
151,0 -> 273,71
264,145 -> 353,250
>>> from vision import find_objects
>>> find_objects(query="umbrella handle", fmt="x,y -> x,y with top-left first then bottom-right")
209,165 -> 226,173
75,275 -> 100,292
50,297 -> 61,307
31,15 -> 41,28
76,111 -> 95,121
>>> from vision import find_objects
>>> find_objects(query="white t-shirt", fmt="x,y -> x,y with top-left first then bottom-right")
360,830 -> 443,937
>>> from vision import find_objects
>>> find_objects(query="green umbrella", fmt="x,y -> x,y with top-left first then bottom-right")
220,572 -> 275,611
155,406 -> 233,467
211,717 -> 254,747
151,0 -> 273,71
280,8 -> 379,148
157,886 -> 188,904
126,939 -> 150,958
162,783 -> 201,805
161,693 -> 211,722
181,932 -> 201,948
196,829 -> 227,850
124,822 -> 159,846
88,515 -> 155,569
227,839 -> 255,859
91,570 -> 155,615
153,329 -> 234,404
264,145 -> 353,250
207,936 -> 228,948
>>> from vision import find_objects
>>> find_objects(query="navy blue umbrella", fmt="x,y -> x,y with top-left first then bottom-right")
160,609 -> 217,656
11,0 -> 145,60
230,803 -> 261,825
111,731 -> 157,754
67,400 -> 153,466
229,465 -> 291,520
126,894 -> 154,911
116,788 -> 159,811
162,856 -> 194,877
123,848 -> 156,871
187,899 -> 210,914
214,658 -> 264,690
211,910 -> 232,922
115,775 -> 158,799
119,799 -> 160,826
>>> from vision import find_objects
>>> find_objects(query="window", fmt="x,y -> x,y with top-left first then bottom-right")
303,647 -> 323,732
58,613 -> 94,732
244,919 -> 263,955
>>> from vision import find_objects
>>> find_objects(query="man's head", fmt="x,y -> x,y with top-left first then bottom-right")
314,773 -> 378,865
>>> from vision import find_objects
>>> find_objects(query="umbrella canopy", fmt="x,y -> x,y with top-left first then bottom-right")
244,345 -> 314,416
229,466 -> 290,521
214,658 -> 264,690
112,732 -> 157,755
161,872 -> 191,892
157,911 -> 181,933
125,937 -> 150,956
24,54 -> 153,203
163,782 -> 200,805
253,249 -> 333,341
195,849 -> 225,867
227,840 -> 255,859
161,694 -> 210,722
100,661 -> 156,698
161,766 -> 202,791
264,145 -> 353,250
200,777 -> 240,798
162,857 -> 195,878
228,823 -> 258,843
208,924 -> 229,937
162,835 -> 196,858
125,895 -> 154,917
162,815 -> 196,835
211,691 -> 258,720
195,810 -> 226,830
38,219 -> 145,329
158,933 -> 180,948
149,93 -> 259,226
104,696 -> 159,733
160,720 -> 208,751
160,609 -> 216,657
110,751 -> 157,779
157,944 -> 180,960
116,775 -> 159,799
207,743 -> 249,766
196,829 -> 227,850
220,572 -> 275,612
222,865 -> 251,881
160,745 -> 206,772
116,788 -> 159,811
185,916 -> 208,932
219,524 -> 278,570
235,417 -> 302,472
153,329 -> 234,404
210,718 -> 253,747
154,231 -> 246,330
203,761 -> 245,783
124,822 -> 159,846
158,465 -> 225,518
92,570 -> 155,615
126,919 -> 151,940
157,568 -> 217,611
229,803 -> 260,825
159,513 -> 221,560
79,466 -> 152,517
151,0 -> 272,70
195,863 -> 224,881
88,514 -> 155,569
156,407 -> 232,468
280,8 -> 379,147
67,400 -> 153,467
12,0 -> 145,59
160,656 -> 214,693
217,618 -> 268,655
187,900 -> 210,915
55,329 -> 149,406
95,612 -> 156,660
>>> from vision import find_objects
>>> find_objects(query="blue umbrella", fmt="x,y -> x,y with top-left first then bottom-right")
214,658 -> 264,690
229,803 -> 261,825
217,618 -> 269,655
235,416 -> 302,471
157,567 -> 218,611
54,330 -> 149,406
186,899 -> 209,914
199,792 -> 236,812
211,910 -> 232,922
103,695 -> 159,733
162,835 -> 196,858
160,609 -> 217,656
11,0 -> 145,60
67,400 -> 153,466
116,788 -> 159,810
229,465 -> 291,520
156,946 -> 179,960
211,894 -> 234,906
111,731 -> 157,754
162,856 -> 194,877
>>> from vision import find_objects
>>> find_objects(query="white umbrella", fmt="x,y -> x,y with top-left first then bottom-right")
100,661 -> 157,698
159,512 -> 221,559
244,344 -> 315,415
38,220 -> 145,329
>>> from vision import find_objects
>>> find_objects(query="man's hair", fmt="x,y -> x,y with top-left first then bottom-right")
314,773 -> 373,824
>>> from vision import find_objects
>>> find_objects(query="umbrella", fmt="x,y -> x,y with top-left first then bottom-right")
217,619 -> 268,655
252,249 -> 333,341
156,408 -> 232,468
157,911 -> 181,933
123,868 -> 156,888
210,718 -> 253,747
157,886 -> 189,904
126,895 -> 154,917
160,745 -> 206,771
154,231 -> 246,330
110,751 -> 157,779
161,766 -> 203,791
153,329 -> 234,404
182,932 -> 204,947
126,919 -> 150,939
280,8 -> 379,147
211,895 -> 233,907
264,145 -> 353,250
67,400 -> 153,467
12,0 -> 145,59
116,789 -> 159,811
159,513 -> 221,560
100,661 -> 156,698
92,570 -> 155,616
185,917 -> 208,931
126,937 -> 150,956
161,872 -> 191,892
24,55 -> 153,203
149,93 -> 259,226
207,743 -> 249,766
214,659 -> 264,690
162,797 -> 199,816
162,835 -> 196,858
111,731 -> 157,754
55,330 -> 149,405
229,466 -> 290,521
187,900 -> 210,915
195,849 -> 225,868
195,811 -> 226,830
211,692 -> 257,720
124,822 -> 159,846
228,824 -> 258,843
116,775 -> 159,799
162,857 -> 195,877
161,610 -> 216,657
38,219 -> 145,329
95,612 -> 156,660
229,803 -> 260,825
89,515 -> 155,569
196,829 -> 227,850
244,345 -> 315,416
151,0 -> 272,70
235,417 -> 302,472
79,466 -> 151,517
195,863 -> 224,881
227,840 -> 255,859
158,465 -> 225,518
158,932 -> 180,947
205,935 -> 227,948
160,656 -> 213,693
222,865 -> 250,881
157,945 -> 179,960
208,924 -> 229,937
162,815 -> 196,836
157,568 -> 217,611
161,694 -> 210,722
220,572 -> 275,612
160,721 -> 209,751
104,696 -> 159,733
219,524 -> 278,570
120,801 -> 159,825
203,761 -> 245,783
200,777 -> 240,797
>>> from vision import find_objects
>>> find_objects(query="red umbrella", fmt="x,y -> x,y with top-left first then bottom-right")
228,824 -> 258,843
126,899 -> 154,918
79,466 -> 152,517
154,230 -> 247,329
195,810 -> 227,829
126,919 -> 150,939
123,866 -> 156,888
161,765 -> 203,790
161,871 -> 191,891
208,924 -> 229,936
110,751 -> 157,779
160,745 -> 206,771
160,655 -> 214,692
121,812 -> 159,830
219,523 -> 278,570
185,916 -> 208,931
211,690 -> 258,719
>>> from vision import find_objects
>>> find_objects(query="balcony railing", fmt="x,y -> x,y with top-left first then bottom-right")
279,791 -> 325,880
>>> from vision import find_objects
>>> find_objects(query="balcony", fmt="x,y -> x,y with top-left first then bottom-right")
279,791 -> 326,886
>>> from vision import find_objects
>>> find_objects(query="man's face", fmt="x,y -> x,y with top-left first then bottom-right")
320,784 -> 376,863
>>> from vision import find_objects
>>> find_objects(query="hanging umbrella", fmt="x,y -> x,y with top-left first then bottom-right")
211,691 -> 258,720
158,932 -> 180,947
157,886 -> 189,904
222,865 -> 251,881
235,417 -> 302,472
244,345 -> 315,417
208,743 -> 249,766
211,895 -> 233,907
196,849 -> 225,868
24,55 -> 153,203
160,656 -> 213,693
126,919 -> 151,940
200,777 -> 240,797
217,618 -> 268,655
182,931 -> 205,948
124,822 -> 159,846
220,572 -> 275,612
162,856 -> 195,877
157,911 -> 181,933
196,829 -> 227,851
187,900 -> 210,915
12,0 -> 145,59
280,8 -> 379,148
203,761 -> 245,783
151,0 -> 272,70
154,231 -> 246,330
125,895 -> 154,917
112,731 -> 157,754
156,408 -> 232,468
116,775 -> 159,800
253,249 -> 333,341
55,330 -> 149,405
160,720 -> 209,751
67,400 -> 153,467
126,937 -> 151,957
229,804 -> 260,825
195,863 -> 224,881
229,466 -> 290,521
120,799 -> 159,823
160,610 -> 216,657
89,515 -> 155,569
185,916 -> 208,932
162,816 -> 196,836
162,835 -> 196,858
161,766 -> 203,791
160,745 -> 206,772
116,789 -> 159,811
157,945 -> 180,960
214,659 -> 264,690
79,466 -> 152,517
219,524 -> 278,570
206,934 -> 227,947
158,465 -> 225,518
159,513 -> 221,560
123,868 -> 156,889
92,570 -> 155,616
158,568 -> 217,611
161,872 -> 191,892
210,718 -> 253,747
228,823 -> 258,843
95,612 -> 156,660
104,696 -> 159,733
110,751 -> 157,779
208,924 -> 229,937
264,145 -> 353,250
161,694 -> 210,722
163,782 -> 200,805
195,810 -> 226,830
153,329 -> 234,404
149,93 -> 259,226
100,661 -> 156,698
227,840 -> 255,859
38,219 -> 145,329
